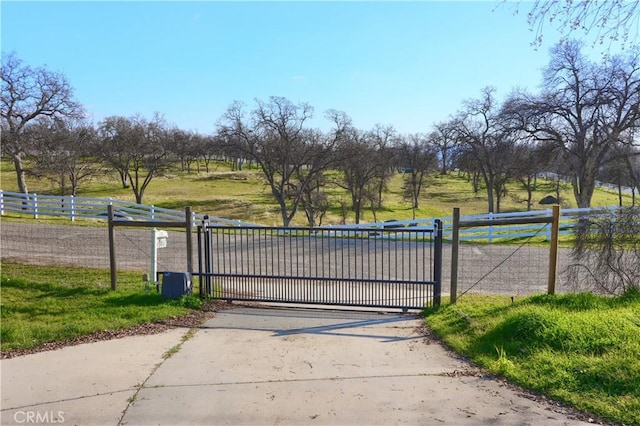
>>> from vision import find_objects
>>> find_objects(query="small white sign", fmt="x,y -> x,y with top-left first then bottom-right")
156,230 -> 168,248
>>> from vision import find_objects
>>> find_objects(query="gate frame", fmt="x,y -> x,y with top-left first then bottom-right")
196,219 -> 444,310
449,205 -> 560,303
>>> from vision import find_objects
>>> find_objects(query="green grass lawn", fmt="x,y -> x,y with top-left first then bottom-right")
0,262 -> 199,352
424,291 -> 640,425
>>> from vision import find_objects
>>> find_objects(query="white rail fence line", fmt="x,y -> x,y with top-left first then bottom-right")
538,172 -> 638,195
320,206 -> 634,242
0,190 -> 634,242
0,190 -> 251,227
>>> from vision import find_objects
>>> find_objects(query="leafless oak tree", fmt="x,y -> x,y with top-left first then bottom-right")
397,133 -> 438,217
429,120 -> 459,175
504,40 -> 640,208
336,127 -> 387,224
509,139 -> 556,210
367,124 -> 398,211
1,52 -> 83,194
29,117 -> 99,196
454,87 -> 516,213
218,97 -> 336,226
98,114 -> 170,204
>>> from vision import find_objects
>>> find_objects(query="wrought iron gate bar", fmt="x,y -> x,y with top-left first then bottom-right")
200,273 -> 434,286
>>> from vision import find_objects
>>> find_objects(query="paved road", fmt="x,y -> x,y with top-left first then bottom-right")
1,307 -> 591,425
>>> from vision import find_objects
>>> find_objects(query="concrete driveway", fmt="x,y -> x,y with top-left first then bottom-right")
2,306 -> 591,425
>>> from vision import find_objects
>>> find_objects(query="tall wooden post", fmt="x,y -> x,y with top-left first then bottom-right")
108,205 -> 117,290
433,219 -> 443,308
185,206 -> 193,274
450,207 -> 460,304
547,205 -> 560,295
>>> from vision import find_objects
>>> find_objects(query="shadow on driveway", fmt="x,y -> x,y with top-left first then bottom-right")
202,305 -> 424,342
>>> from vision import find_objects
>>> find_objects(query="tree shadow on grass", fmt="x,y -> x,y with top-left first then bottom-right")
103,292 -> 169,307
2,278 -> 108,298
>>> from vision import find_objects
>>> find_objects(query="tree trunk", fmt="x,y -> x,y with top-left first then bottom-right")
472,172 -> 480,193
572,172 -> 596,208
119,170 -> 129,189
370,199 -> 378,223
618,181 -> 623,207
12,153 -> 29,194
60,173 -> 67,197
483,172 -> 495,213
354,199 -> 361,224
440,149 -> 448,175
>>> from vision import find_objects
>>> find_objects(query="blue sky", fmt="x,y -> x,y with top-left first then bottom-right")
0,1 -> 600,135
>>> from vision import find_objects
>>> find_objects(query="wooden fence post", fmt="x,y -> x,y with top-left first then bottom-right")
185,206 -> 193,274
547,205 -> 560,295
450,207 -> 460,304
108,205 -> 117,290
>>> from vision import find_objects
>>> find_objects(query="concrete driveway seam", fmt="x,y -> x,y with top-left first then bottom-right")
131,369 -> 485,389
0,388 -> 134,412
116,328 -> 200,425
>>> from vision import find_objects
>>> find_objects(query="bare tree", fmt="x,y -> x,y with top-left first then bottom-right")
622,146 -> 640,205
196,134 -> 222,173
521,0 -> 640,49
166,129 -> 214,174
168,129 -> 199,173
367,124 -> 398,210
397,133 -> 438,218
97,116 -> 137,189
504,40 -> 640,208
298,111 -> 352,227
293,128 -> 336,227
336,127 -> 385,224
1,52 -> 83,194
600,144 -> 640,206
29,117 -> 99,196
455,87 -> 516,213
510,139 -> 556,210
452,148 -> 482,194
299,172 -> 329,227
218,97 -> 335,226
429,120 -> 459,175
98,114 -> 170,204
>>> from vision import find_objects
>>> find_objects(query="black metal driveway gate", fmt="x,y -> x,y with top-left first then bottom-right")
197,220 -> 442,310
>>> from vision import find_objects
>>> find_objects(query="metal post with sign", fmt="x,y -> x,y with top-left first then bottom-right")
151,228 -> 168,286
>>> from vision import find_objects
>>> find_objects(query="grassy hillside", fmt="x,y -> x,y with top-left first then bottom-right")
1,159 -> 633,225
425,291 -> 640,426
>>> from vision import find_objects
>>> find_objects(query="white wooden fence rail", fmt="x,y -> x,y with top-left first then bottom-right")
0,190 -> 631,242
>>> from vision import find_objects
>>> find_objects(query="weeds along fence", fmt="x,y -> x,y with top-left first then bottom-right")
442,206 -> 640,299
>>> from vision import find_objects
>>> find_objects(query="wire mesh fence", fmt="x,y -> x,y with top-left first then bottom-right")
1,219 -> 582,298
450,242 -> 574,298
1,221 -> 190,280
